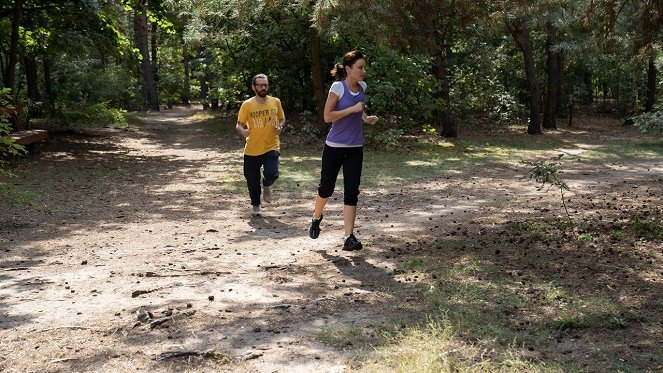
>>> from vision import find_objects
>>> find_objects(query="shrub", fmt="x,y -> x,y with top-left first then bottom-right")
631,111 -> 663,134
46,102 -> 127,129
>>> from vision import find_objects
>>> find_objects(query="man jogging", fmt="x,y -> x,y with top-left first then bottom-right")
236,73 -> 286,216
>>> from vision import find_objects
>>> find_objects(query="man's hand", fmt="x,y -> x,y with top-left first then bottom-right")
241,127 -> 250,138
236,123 -> 250,139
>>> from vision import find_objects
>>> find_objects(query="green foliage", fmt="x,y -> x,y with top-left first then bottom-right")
632,111 -> 663,135
608,316 -> 627,329
361,47 -> 439,124
52,57 -> 137,109
0,89 -> 27,172
47,102 -> 128,129
630,215 -> 663,238
0,184 -> 40,207
578,233 -> 594,242
526,154 -> 569,193
524,154 -> 575,233
364,126 -> 404,149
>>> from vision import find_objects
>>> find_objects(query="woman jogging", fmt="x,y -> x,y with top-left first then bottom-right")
308,50 -> 378,251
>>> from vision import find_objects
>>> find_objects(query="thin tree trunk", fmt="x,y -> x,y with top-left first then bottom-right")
432,46 -> 456,137
43,56 -> 54,110
182,42 -> 191,105
310,27 -> 325,132
423,13 -> 456,137
583,69 -> 593,104
543,22 -> 558,130
4,0 -> 23,92
505,16 -> 542,134
24,53 -> 40,102
645,53 -> 657,112
556,52 -> 565,117
199,47 -> 209,110
134,12 -> 159,110
151,21 -> 159,92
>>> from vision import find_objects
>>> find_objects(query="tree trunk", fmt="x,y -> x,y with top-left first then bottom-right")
423,13 -> 455,137
182,42 -> 191,105
43,56 -> 55,110
582,69 -> 593,104
151,21 -> 159,91
556,52 -> 565,117
543,22 -> 558,130
4,0 -> 23,92
505,16 -> 542,134
645,53 -> 657,112
432,46 -> 456,137
24,53 -> 40,102
134,12 -> 159,110
310,27 -> 325,133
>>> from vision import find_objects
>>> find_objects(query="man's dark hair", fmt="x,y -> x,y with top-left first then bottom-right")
252,73 -> 268,86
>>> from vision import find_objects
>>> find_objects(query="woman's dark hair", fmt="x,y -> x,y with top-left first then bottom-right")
330,50 -> 365,80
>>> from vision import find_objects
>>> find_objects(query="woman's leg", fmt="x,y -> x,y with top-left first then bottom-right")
314,195 -> 328,220
343,205 -> 357,236
342,147 -> 363,236
315,145 -> 344,217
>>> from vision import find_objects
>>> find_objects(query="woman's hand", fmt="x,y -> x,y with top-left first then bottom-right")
364,115 -> 378,125
351,102 -> 364,113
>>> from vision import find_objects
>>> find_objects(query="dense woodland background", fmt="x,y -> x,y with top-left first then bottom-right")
0,0 -> 661,146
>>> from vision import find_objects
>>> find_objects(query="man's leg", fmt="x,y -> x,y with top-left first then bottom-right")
243,155 -> 262,207
262,151 -> 280,203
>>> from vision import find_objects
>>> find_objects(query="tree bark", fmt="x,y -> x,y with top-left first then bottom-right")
543,22 -> 558,130
310,27 -> 325,132
24,53 -> 40,102
182,41 -> 191,105
423,12 -> 456,137
43,56 -> 54,110
556,52 -> 565,117
4,0 -> 23,92
134,12 -> 159,110
645,52 -> 657,112
432,46 -> 456,137
505,16 -> 542,135
150,21 -> 159,96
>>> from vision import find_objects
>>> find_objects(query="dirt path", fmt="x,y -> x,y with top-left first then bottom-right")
1,107 -> 661,372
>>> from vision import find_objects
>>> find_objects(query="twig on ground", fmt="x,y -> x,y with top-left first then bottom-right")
158,349 -> 231,362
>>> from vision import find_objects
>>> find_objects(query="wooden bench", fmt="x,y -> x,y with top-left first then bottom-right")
9,129 -> 48,159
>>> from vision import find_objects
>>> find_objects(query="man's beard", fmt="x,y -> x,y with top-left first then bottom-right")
257,90 -> 268,97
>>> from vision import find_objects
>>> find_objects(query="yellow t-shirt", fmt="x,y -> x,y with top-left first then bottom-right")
237,96 -> 285,156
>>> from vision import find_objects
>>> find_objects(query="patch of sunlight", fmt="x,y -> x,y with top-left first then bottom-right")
405,160 -> 439,167
357,317 -> 565,373
190,111 -> 215,121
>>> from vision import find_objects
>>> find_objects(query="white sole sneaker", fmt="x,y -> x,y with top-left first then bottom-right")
251,205 -> 261,216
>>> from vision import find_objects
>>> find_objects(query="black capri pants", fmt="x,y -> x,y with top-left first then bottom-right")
317,144 -> 363,206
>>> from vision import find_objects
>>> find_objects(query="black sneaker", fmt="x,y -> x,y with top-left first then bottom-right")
343,234 -> 363,251
309,214 -> 323,239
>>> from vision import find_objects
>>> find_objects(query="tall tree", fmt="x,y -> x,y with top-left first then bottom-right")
543,22 -> 559,130
3,0 -> 23,93
505,14 -> 542,134
134,10 -> 159,110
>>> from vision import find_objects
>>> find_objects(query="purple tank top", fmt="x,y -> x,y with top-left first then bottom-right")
326,81 -> 364,146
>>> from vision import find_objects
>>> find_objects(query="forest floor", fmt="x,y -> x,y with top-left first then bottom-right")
0,106 -> 661,373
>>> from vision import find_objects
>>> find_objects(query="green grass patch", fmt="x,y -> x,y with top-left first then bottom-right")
0,183 -> 41,206
314,323 -> 384,349
579,140 -> 663,161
